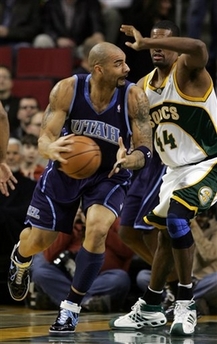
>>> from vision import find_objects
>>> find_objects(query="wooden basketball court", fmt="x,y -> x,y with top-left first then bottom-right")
0,305 -> 216,343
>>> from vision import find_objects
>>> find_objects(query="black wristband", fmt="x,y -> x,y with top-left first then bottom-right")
133,146 -> 152,168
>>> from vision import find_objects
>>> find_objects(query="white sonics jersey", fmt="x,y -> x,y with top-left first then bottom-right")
144,62 -> 217,168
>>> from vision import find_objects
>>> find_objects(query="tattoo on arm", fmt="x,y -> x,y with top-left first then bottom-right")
41,106 -> 53,130
130,149 -> 146,169
134,93 -> 152,151
135,94 -> 150,124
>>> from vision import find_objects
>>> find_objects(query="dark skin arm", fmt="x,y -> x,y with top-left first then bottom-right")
0,101 -> 17,196
120,25 -> 211,97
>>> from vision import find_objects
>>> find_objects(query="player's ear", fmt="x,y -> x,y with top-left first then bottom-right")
94,64 -> 103,74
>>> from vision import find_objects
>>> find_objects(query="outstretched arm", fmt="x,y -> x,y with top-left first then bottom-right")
120,25 -> 210,92
120,25 -> 208,70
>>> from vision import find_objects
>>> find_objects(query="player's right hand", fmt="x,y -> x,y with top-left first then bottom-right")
48,134 -> 75,164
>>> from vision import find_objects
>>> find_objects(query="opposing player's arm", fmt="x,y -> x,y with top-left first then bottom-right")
121,25 -> 210,89
0,102 -> 17,195
175,38 -> 210,91
0,101 -> 9,163
38,77 -> 75,162
121,25 -> 208,70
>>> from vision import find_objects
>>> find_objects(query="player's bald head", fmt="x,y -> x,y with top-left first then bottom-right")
88,42 -> 123,71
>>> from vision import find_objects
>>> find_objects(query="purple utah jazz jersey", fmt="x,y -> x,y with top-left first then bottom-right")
30,74 -> 135,204
64,74 -> 134,171
24,74 -> 135,232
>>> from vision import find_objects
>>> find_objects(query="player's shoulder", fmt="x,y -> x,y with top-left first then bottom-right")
51,76 -> 76,97
136,76 -> 146,89
128,83 -> 149,101
57,75 -> 77,88
49,76 -> 77,109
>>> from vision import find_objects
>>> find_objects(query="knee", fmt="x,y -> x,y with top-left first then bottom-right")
83,218 -> 111,251
166,200 -> 194,249
22,228 -> 57,252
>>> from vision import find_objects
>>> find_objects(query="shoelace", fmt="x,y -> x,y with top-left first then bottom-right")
58,308 -> 70,325
15,266 -> 27,285
58,308 -> 78,326
174,302 -> 193,321
131,300 -> 142,313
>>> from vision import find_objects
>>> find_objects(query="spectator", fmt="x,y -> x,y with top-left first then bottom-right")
33,0 -> 105,54
30,216 -> 134,312
20,134 -> 45,181
72,36 -> 100,75
0,65 -> 20,133
10,96 -> 40,140
190,207 -> 217,315
186,0 -> 217,89
136,207 -> 217,316
118,0 -> 174,82
99,1 -> 128,44
0,0 -> 42,50
26,111 -> 44,138
26,111 -> 48,168
0,137 -> 36,304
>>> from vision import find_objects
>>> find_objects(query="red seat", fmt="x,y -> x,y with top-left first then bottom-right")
12,79 -> 53,110
0,46 -> 13,70
16,48 -> 73,80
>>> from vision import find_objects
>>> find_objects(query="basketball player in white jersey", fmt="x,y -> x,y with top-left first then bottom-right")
110,20 -> 217,336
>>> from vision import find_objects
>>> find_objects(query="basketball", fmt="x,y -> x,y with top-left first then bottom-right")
60,136 -> 101,179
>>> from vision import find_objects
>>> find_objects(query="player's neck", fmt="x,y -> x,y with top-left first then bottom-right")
89,83 -> 115,113
151,64 -> 173,88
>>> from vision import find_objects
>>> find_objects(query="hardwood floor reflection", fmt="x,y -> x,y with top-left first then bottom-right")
0,305 -> 217,343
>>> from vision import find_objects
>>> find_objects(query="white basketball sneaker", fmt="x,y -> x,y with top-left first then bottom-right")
109,298 -> 167,330
170,300 -> 197,336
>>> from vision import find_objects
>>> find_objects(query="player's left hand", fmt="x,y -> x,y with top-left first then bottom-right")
120,25 -> 145,51
0,162 -> 18,196
108,137 -> 127,178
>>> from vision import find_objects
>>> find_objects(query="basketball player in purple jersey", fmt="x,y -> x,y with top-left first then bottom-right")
119,152 -> 166,262
7,42 -> 152,335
